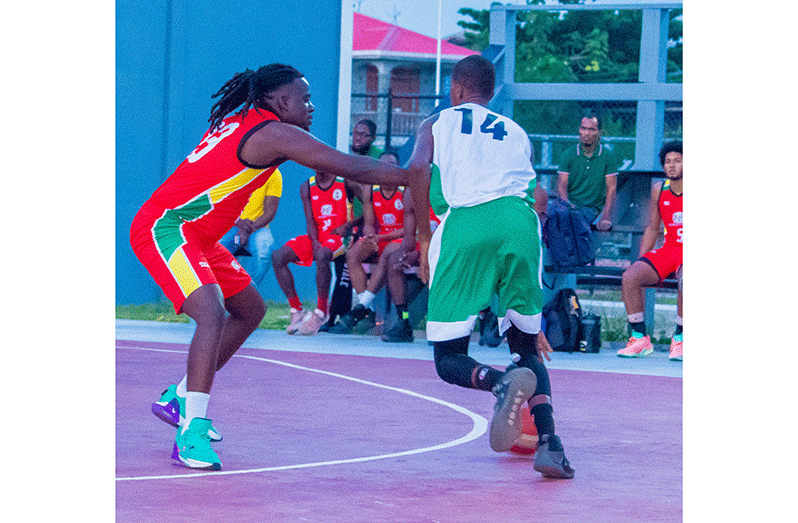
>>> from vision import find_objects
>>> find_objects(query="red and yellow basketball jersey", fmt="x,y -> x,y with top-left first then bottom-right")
371,186 -> 405,235
140,108 -> 281,247
658,179 -> 683,247
309,176 -> 352,233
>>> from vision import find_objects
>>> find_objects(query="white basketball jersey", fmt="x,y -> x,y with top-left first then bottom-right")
431,103 -> 536,209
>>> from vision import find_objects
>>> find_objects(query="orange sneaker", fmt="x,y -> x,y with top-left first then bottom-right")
669,337 -> 683,361
286,308 -> 306,335
617,335 -> 654,358
297,308 -> 329,336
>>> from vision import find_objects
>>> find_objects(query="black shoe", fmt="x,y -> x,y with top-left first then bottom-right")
381,320 -> 414,343
328,304 -> 367,334
353,308 -> 377,334
533,434 -> 575,479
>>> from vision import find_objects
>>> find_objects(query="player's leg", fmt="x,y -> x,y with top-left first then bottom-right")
249,226 -> 275,289
297,244 -> 336,334
427,200 -> 539,453
381,247 -> 419,342
618,258 -> 660,357
215,283 -> 266,370
495,201 -> 574,478
272,237 -> 310,333
329,241 -> 382,334
345,238 -> 373,295
669,264 -> 683,361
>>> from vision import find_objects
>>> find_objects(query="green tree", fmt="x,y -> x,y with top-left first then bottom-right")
452,1 -> 682,139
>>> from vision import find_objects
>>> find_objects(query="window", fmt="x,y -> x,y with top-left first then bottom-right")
390,67 -> 420,113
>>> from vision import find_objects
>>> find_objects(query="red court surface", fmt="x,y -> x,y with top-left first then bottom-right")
116,329 -> 682,523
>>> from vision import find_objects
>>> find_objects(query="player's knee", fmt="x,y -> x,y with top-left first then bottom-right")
314,248 -> 333,264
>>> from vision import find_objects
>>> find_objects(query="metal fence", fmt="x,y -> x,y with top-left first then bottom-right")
351,91 -> 445,150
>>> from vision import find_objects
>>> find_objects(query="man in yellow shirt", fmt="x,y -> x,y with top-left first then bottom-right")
219,168 -> 282,294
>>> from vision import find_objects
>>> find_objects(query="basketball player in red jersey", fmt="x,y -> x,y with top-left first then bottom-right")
130,64 -> 408,470
328,151 -> 408,334
617,141 -> 683,361
271,170 -> 366,335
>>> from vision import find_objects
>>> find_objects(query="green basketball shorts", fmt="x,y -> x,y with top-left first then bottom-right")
426,196 -> 543,342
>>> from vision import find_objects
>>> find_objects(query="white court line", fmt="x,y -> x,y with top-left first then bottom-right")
116,345 -> 489,481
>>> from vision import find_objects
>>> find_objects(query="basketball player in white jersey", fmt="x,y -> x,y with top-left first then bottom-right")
406,55 -> 573,478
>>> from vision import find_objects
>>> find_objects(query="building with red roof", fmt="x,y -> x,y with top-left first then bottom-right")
351,12 -> 479,148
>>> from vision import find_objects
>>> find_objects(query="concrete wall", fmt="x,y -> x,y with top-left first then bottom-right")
116,0 -> 345,305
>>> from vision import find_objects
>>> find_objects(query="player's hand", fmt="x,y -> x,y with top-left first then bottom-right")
537,331 -> 553,362
596,219 -> 612,231
331,223 -> 349,237
235,218 -> 256,234
235,228 -> 250,247
418,239 -> 431,284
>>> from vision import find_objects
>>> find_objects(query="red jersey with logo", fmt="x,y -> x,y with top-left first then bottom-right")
658,179 -> 683,249
371,186 -> 405,235
129,108 -> 282,313
641,179 -> 683,280
135,108 -> 282,248
310,176 -> 352,233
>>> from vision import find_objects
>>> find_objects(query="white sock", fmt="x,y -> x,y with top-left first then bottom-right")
358,291 -> 376,309
176,375 -> 188,397
183,392 -> 210,433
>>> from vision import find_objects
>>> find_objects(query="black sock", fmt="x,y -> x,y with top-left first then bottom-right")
531,403 -> 555,436
630,321 -> 646,336
472,365 -> 503,391
396,303 -> 409,322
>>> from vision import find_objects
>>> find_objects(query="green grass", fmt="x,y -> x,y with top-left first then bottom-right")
117,290 -> 678,344
116,300 -> 307,331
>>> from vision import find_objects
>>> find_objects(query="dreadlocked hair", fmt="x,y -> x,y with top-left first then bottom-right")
207,64 -> 303,131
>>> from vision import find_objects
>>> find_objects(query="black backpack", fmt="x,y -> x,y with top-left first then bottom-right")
544,197 -> 594,267
543,288 -> 583,352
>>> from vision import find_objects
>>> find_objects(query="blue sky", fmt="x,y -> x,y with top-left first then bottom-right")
353,0 -> 672,39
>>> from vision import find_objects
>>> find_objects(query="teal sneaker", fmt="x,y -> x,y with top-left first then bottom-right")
152,385 -> 222,441
173,418 -> 222,470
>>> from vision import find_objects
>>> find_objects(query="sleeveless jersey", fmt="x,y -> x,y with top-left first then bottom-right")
371,186 -> 404,235
658,179 -> 683,248
431,103 -> 536,209
139,108 -> 281,247
309,176 -> 352,233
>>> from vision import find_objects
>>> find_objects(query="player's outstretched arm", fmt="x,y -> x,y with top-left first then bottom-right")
406,115 -> 436,283
240,122 -> 408,187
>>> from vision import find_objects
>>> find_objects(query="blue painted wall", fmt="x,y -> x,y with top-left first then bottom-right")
116,0 -> 343,305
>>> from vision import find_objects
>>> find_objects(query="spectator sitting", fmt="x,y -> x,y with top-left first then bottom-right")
329,151 -> 406,334
271,170 -> 366,335
219,168 -> 282,295
556,115 -> 621,231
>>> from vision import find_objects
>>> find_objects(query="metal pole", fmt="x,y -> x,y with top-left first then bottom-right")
385,88 -> 393,150
435,0 -> 442,105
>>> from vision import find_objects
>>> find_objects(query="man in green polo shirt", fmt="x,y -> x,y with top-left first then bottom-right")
351,119 -> 384,159
556,115 -> 620,231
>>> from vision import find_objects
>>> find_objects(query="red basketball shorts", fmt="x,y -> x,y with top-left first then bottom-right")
130,211 -> 251,314
640,242 -> 682,281
285,232 -> 346,267
377,238 -> 402,256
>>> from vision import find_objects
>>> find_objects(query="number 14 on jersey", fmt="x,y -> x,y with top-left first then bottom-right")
453,107 -> 508,141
